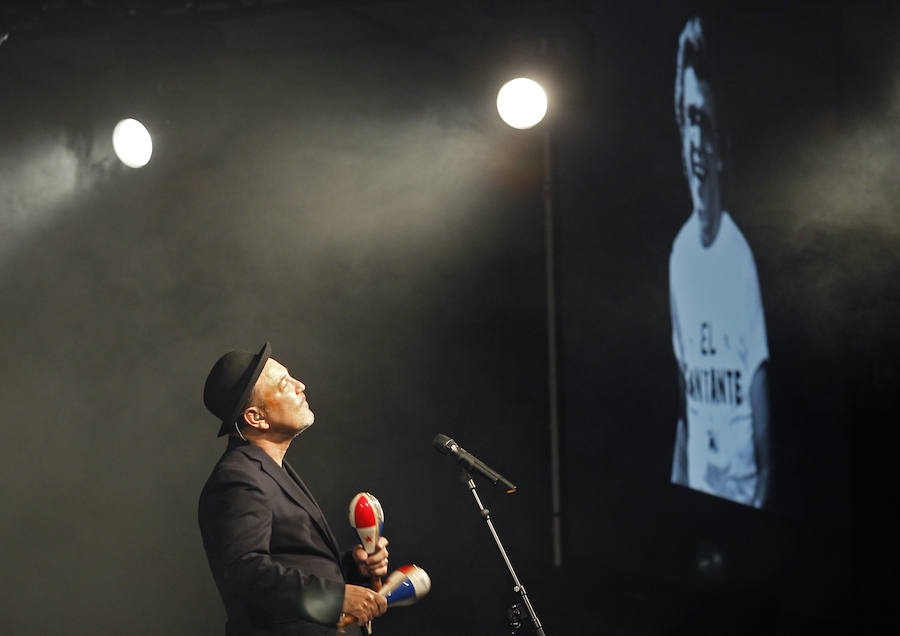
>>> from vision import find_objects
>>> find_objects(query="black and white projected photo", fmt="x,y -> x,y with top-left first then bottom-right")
0,2 -> 897,636
668,17 -> 771,509
556,4 -> 899,634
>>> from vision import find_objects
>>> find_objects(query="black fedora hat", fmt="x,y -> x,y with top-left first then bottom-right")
203,342 -> 272,437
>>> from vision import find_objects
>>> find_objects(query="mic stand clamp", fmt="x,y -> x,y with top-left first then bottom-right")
460,470 -> 546,636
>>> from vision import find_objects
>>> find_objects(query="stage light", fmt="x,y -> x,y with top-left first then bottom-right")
112,118 -> 153,168
496,78 -> 547,129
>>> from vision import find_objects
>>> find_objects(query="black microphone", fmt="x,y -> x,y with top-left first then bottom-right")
432,434 -> 517,493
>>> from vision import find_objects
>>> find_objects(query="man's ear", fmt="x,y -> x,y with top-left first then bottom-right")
242,406 -> 267,430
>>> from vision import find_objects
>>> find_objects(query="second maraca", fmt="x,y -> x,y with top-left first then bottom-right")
337,564 -> 432,628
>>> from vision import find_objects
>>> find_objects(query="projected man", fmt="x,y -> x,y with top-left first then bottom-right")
199,342 -> 389,635
669,17 -> 772,509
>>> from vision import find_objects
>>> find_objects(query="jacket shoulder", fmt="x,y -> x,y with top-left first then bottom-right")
200,443 -> 266,496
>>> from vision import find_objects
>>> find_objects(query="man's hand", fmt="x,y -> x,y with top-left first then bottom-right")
341,584 -> 387,625
353,536 -> 389,579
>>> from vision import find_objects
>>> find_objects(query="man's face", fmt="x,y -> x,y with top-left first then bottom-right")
681,65 -> 723,244
252,358 -> 315,438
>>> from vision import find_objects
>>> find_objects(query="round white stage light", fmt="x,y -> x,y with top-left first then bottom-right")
112,118 -> 153,168
496,78 -> 548,129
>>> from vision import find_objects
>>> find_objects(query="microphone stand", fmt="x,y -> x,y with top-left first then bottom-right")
460,470 -> 546,635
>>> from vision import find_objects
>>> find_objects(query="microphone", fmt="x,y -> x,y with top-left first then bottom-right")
432,434 -> 517,493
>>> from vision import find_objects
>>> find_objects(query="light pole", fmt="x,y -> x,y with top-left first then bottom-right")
497,77 -> 562,568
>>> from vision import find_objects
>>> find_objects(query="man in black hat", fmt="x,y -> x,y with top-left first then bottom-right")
199,342 -> 389,635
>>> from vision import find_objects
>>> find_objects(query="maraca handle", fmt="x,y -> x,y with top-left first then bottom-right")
336,614 -> 375,630
337,613 -> 357,628
370,575 -> 382,593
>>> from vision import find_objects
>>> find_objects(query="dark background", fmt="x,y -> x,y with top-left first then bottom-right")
0,2 -> 897,634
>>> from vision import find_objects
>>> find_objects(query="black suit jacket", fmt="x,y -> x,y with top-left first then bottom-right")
199,438 -> 365,635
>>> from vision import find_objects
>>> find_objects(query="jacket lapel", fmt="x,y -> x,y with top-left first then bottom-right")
236,441 -> 343,562
283,460 -> 343,558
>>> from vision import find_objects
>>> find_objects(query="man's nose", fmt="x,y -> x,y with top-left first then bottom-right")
691,130 -> 708,154
687,127 -> 700,148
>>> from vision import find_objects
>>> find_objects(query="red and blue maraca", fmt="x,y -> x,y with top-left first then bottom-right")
349,493 -> 384,557
380,564 -> 431,607
337,564 -> 431,628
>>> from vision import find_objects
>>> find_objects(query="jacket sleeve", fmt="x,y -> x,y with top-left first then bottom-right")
199,466 -> 345,627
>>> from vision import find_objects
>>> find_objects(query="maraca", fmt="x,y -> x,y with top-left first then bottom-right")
337,565 -> 431,628
348,492 -> 385,590
380,564 -> 431,607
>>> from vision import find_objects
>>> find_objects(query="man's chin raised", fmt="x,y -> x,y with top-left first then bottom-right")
299,414 -> 315,433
